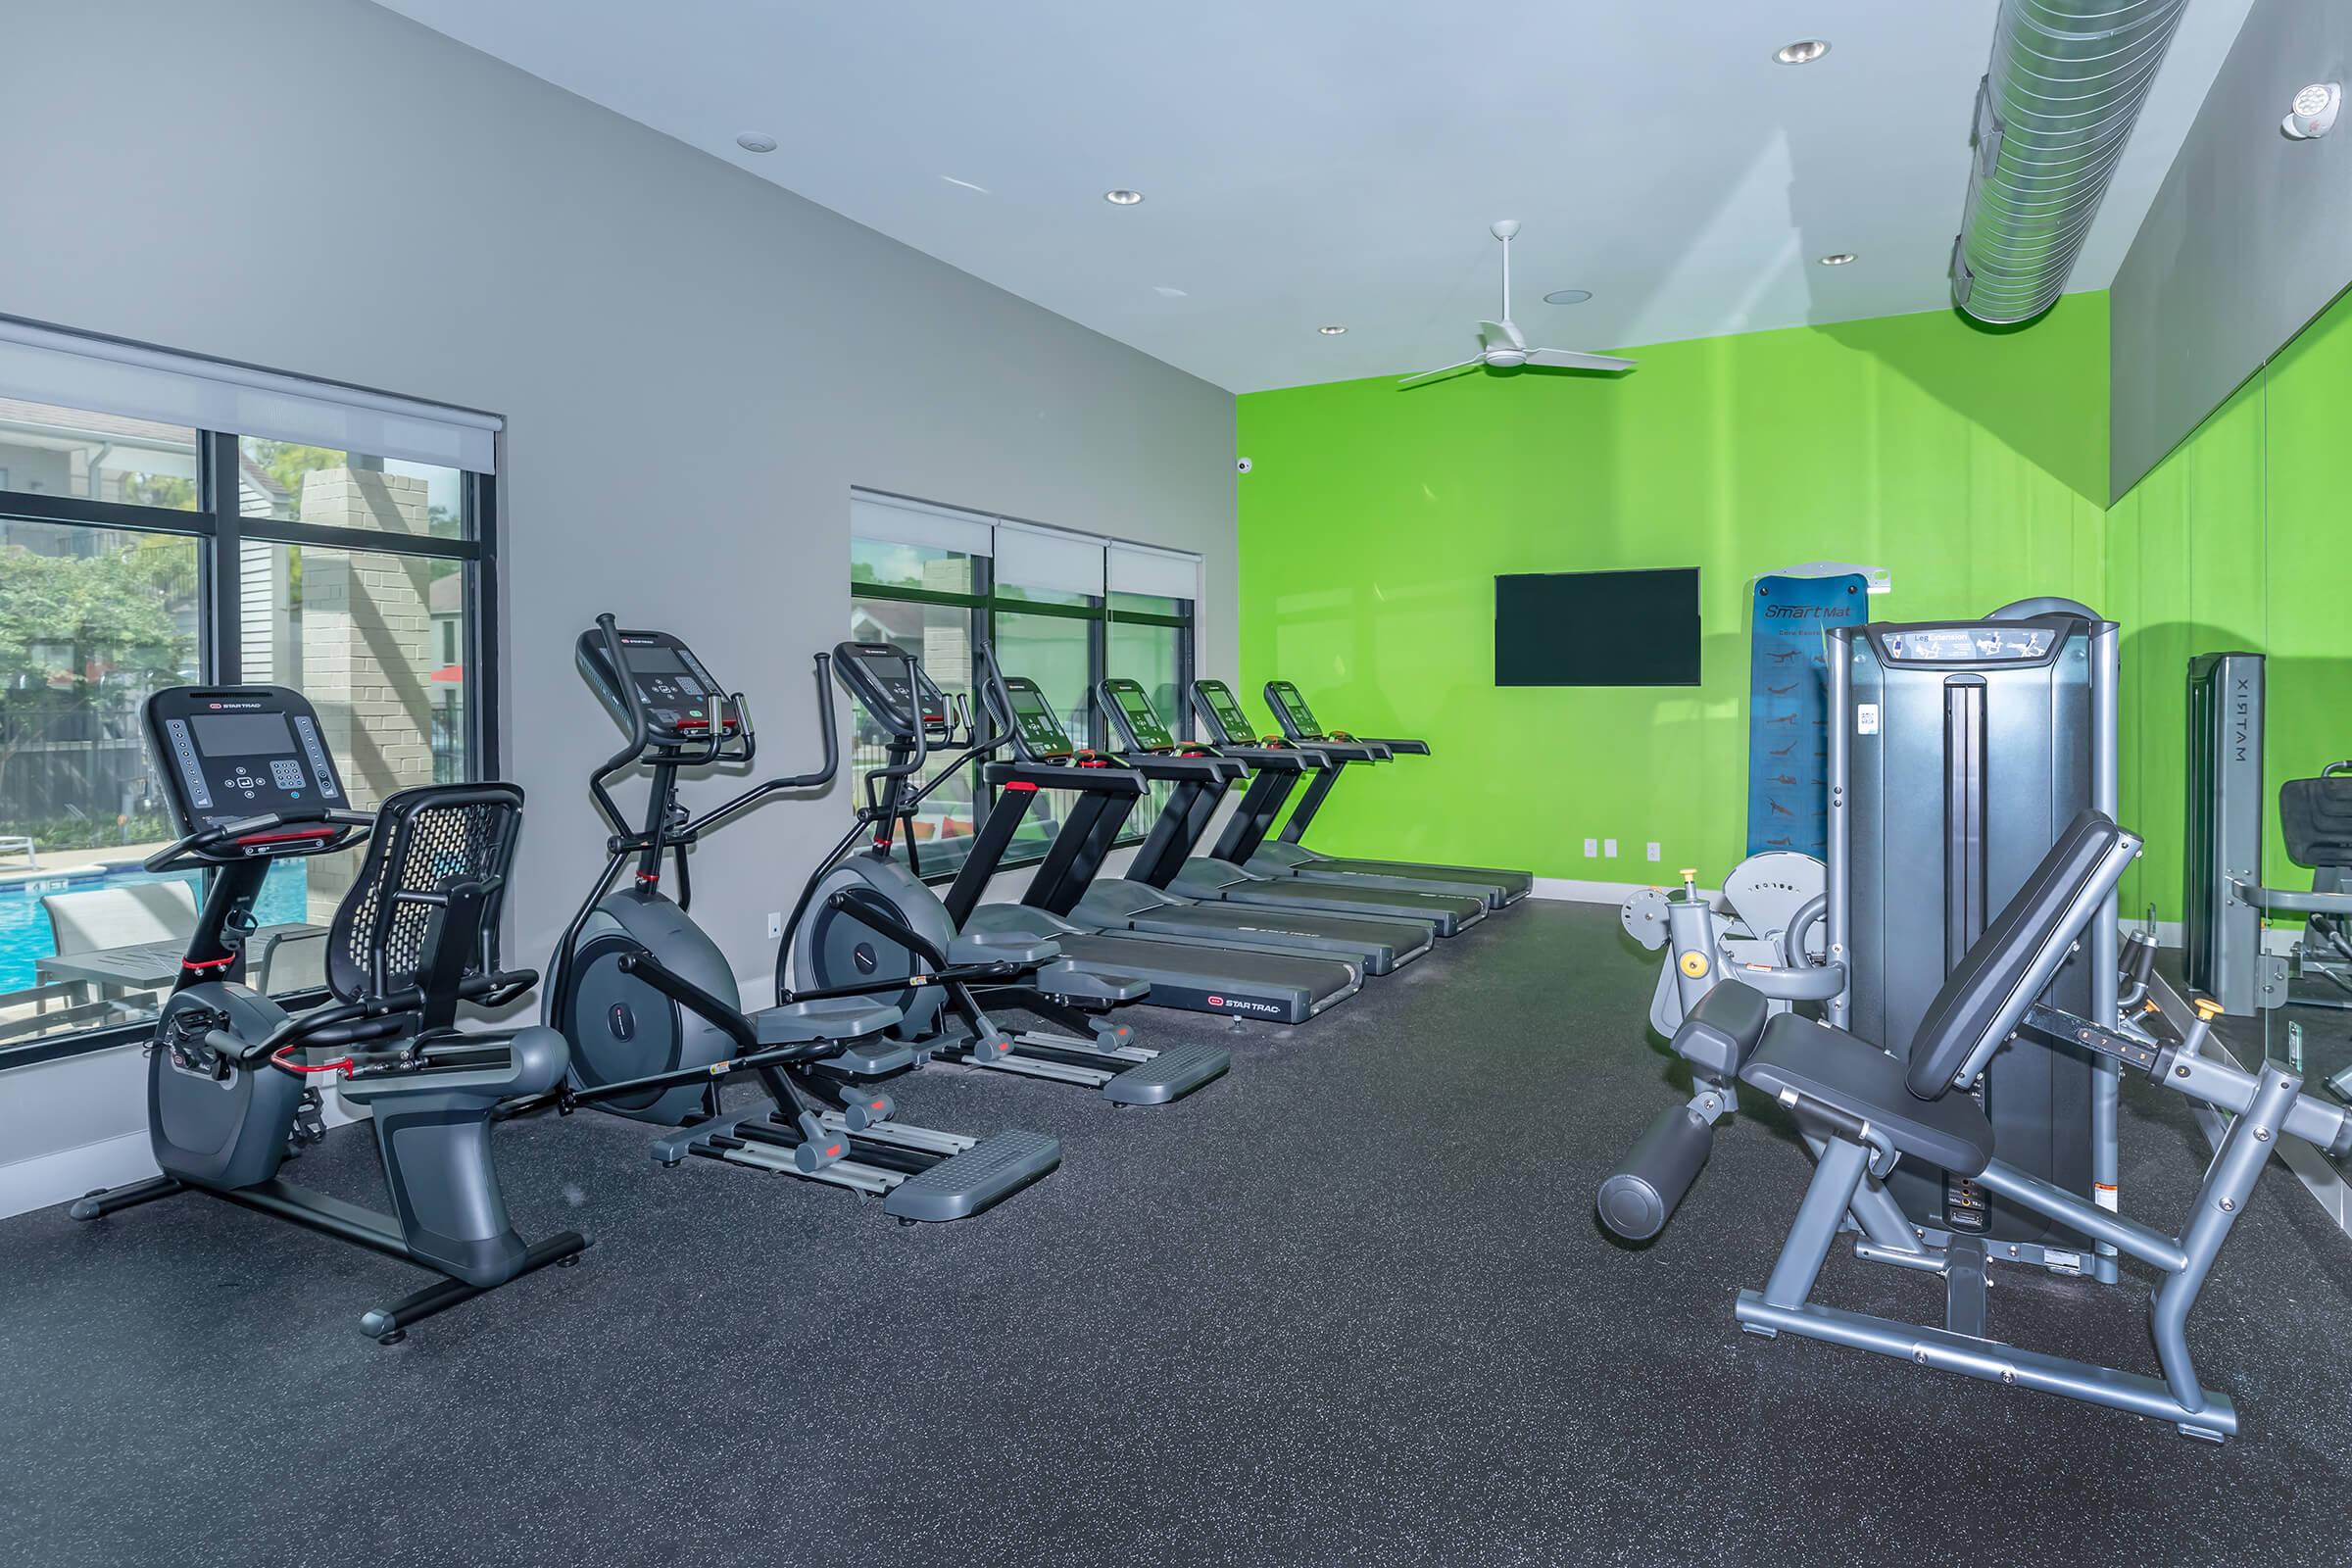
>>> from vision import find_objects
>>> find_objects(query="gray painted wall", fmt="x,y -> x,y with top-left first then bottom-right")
0,0 -> 1235,1200
2111,0 -> 2352,496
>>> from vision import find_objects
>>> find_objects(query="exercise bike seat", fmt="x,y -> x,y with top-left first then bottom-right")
1741,1015 -> 1997,1176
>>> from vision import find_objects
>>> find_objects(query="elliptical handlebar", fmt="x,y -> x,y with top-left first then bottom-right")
686,653 -> 838,843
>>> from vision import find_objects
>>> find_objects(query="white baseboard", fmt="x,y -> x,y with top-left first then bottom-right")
1530,875 -> 1713,905
0,1129 -> 159,1220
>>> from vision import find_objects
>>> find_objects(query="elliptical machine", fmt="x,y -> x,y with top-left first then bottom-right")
543,616 -> 1060,1222
70,684 -> 586,1342
781,639 -> 1229,1105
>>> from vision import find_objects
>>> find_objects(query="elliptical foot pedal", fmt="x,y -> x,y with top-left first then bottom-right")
1104,1042 -> 1231,1106
838,1087 -> 896,1129
793,1111 -> 850,1174
880,1129 -> 1060,1223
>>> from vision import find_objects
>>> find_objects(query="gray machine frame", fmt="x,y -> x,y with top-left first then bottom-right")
1825,604 -> 2122,1287
2182,650 -> 2352,1016
1602,815 -> 2352,1442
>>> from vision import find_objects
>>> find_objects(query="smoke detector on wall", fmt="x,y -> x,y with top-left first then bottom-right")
2284,82 -> 2340,139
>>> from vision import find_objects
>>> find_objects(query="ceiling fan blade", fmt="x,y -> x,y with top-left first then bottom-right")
1396,358 -> 1485,389
1478,318 -> 1527,351
1524,348 -> 1638,372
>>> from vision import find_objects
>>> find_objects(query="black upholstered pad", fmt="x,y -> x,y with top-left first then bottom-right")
2279,777 -> 2352,870
1904,808 -> 2125,1100
1670,978 -> 1771,1086
1741,1014 -> 1997,1176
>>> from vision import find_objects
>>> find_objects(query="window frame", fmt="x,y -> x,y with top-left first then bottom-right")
0,427 -> 499,1070
849,510 -> 1199,885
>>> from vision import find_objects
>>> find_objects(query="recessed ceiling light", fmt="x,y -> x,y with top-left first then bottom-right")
1818,252 -> 1857,266
1319,325 -> 1348,336
736,133 -> 778,153
1543,288 -> 1592,305
1104,189 -> 1145,206
1775,39 -> 1830,65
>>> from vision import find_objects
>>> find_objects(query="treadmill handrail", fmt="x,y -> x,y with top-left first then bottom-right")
980,759 -> 1150,796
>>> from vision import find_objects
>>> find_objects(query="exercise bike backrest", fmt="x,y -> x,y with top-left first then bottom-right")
326,783 -> 540,1033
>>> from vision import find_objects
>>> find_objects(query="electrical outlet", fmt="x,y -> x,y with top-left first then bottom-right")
1646,842 -> 1661,862
1604,839 -> 1619,858
1583,837 -> 1598,858
765,911 -> 783,940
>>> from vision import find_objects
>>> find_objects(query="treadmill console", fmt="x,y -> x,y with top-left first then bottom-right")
996,676 -> 1076,761
1099,678 -> 1177,752
576,626 -> 741,746
144,686 -> 346,835
1263,680 -> 1327,742
1192,679 -> 1255,746
833,641 -> 951,739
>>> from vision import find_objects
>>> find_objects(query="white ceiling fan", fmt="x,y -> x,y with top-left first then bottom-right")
1398,220 -> 1637,389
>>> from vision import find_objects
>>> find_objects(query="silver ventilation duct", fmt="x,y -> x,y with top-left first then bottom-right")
1952,0 -> 2191,324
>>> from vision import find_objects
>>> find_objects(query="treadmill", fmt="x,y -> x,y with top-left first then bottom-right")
942,646 -> 1361,1024
1094,676 -> 1477,950
1191,678 -> 1533,909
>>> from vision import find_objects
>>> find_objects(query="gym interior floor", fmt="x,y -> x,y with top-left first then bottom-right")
5,904 -> 2350,1568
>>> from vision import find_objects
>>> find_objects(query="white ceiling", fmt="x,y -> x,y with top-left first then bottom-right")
378,0 -> 2254,394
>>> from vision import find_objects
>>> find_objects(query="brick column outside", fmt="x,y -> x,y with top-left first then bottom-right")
296,467 -> 437,923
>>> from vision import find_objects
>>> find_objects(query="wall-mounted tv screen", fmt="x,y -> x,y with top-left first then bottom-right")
1494,568 -> 1700,687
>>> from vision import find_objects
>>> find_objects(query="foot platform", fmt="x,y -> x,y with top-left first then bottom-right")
1103,1041 -> 1231,1105
883,1129 -> 1061,1223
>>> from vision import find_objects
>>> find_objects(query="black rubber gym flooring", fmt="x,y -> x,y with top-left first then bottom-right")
5,903 -> 2350,1567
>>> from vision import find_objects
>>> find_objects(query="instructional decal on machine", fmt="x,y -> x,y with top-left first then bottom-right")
1746,573 -> 1868,858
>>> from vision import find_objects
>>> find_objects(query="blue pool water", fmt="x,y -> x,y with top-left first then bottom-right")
0,864 -> 310,992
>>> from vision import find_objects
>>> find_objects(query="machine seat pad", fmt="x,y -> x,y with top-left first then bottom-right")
946,932 -> 1058,967
1670,979 -> 1771,1085
1902,808 -> 2126,1100
752,997 -> 905,1046
1741,1014 -> 1996,1177
2279,777 -> 2352,870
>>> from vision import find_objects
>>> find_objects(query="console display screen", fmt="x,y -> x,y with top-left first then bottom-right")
1199,682 -> 1251,741
1110,684 -> 1172,748
1005,682 -> 1071,754
1265,681 -> 1325,739
192,711 -> 296,757
625,645 -> 690,674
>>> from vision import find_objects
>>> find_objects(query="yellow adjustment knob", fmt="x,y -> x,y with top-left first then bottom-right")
1679,951 -> 1711,979
2192,997 -> 2225,1023
1679,868 -> 1698,880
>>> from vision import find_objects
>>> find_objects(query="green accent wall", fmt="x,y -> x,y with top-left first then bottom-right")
2107,281 -> 2352,921
1236,298 -> 2111,887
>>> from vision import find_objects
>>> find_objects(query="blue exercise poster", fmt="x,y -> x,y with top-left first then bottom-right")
1747,573 -> 1868,857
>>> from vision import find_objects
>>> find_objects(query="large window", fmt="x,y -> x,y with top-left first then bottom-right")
849,494 -> 1200,878
0,328 -> 498,1066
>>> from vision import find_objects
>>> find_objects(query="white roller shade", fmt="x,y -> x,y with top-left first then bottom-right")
850,491 -> 993,558
995,521 -> 1105,599
0,318 -> 501,473
1108,543 -> 1200,605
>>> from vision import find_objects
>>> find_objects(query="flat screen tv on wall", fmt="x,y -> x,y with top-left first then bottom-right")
1494,567 -> 1700,686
